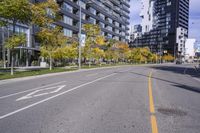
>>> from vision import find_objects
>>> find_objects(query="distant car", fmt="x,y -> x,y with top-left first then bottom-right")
176,60 -> 183,64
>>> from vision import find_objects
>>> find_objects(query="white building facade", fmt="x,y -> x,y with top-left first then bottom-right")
176,27 -> 188,58
185,39 -> 196,62
140,0 -> 155,33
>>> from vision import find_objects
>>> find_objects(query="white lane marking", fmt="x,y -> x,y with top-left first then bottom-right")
0,81 -> 66,100
0,73 -> 116,120
193,77 -> 200,82
86,73 -> 98,77
16,85 -> 66,101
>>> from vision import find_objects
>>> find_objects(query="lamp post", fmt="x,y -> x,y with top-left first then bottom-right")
78,0 -> 92,69
160,43 -> 162,64
1,27 -> 6,68
78,0 -> 82,70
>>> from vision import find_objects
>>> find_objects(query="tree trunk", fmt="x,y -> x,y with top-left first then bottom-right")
89,60 -> 91,68
49,55 -> 52,70
11,51 -> 14,75
10,21 -> 16,75
89,47 -> 91,68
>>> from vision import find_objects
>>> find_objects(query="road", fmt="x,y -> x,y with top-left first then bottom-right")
0,64 -> 200,133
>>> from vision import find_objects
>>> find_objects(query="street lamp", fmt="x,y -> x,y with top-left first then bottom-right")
78,0 -> 93,69
78,0 -> 82,69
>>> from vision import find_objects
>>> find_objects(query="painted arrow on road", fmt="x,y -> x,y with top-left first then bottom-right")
16,85 -> 66,101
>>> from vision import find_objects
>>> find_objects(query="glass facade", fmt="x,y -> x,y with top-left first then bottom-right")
58,0 -> 130,42
131,0 -> 189,56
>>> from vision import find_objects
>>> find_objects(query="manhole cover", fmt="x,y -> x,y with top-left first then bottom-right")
157,108 -> 187,116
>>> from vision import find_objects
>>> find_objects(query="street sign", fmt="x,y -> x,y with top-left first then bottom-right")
81,34 -> 86,47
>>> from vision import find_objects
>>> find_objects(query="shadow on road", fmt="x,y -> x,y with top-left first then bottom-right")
150,65 -> 200,78
131,70 -> 200,94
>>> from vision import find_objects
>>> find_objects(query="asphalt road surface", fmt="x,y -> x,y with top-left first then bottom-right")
0,64 -> 200,133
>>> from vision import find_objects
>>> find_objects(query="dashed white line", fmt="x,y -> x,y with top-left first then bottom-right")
86,73 -> 98,77
193,77 -> 200,82
0,73 -> 116,120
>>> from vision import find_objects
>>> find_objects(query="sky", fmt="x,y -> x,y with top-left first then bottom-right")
129,0 -> 200,44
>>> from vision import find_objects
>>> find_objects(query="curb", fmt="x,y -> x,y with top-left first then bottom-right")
0,65 -> 126,85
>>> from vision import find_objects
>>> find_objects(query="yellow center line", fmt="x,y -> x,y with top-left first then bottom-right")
151,115 -> 158,133
148,71 -> 158,133
149,72 -> 155,113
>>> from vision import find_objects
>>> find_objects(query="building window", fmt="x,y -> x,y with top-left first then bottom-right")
106,26 -> 112,31
62,3 -> 73,13
98,13 -> 105,20
114,29 -> 119,34
107,34 -> 112,39
114,22 -> 119,27
63,16 -> 72,25
64,28 -> 72,37
88,17 -> 96,24
99,22 -> 105,28
89,7 -> 96,15
107,18 -> 113,24
76,11 -> 86,20
82,13 -> 86,20
78,0 -> 86,9
101,31 -> 105,36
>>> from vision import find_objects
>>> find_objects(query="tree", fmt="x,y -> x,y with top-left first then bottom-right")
103,39 -> 117,63
105,39 -> 117,50
37,28 -> 67,70
0,0 -> 32,33
95,36 -> 105,46
32,0 -> 66,70
4,34 -> 26,75
127,47 -> 153,64
115,42 -> 130,62
83,24 -> 101,67
105,48 -> 120,63
91,47 -> 105,65
31,0 -> 60,28
0,0 -> 32,74
162,54 -> 174,62
152,53 -> 158,63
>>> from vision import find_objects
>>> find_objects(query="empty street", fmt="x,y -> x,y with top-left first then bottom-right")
0,64 -> 200,133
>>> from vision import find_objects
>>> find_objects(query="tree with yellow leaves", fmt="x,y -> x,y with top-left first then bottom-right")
91,47 -> 105,65
32,0 -> 68,70
31,0 -> 60,28
116,42 -> 130,62
83,24 -> 101,67
38,28 -> 68,70
162,54 -> 174,62
4,34 -> 26,75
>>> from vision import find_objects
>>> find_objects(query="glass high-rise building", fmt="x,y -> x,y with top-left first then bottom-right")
132,0 -> 189,58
